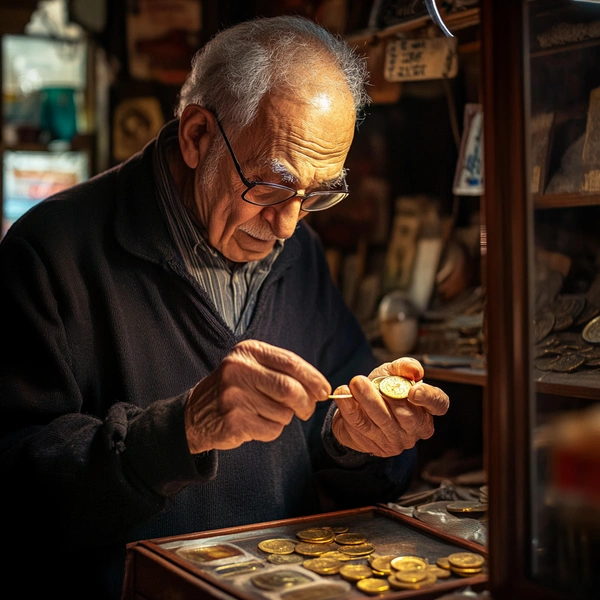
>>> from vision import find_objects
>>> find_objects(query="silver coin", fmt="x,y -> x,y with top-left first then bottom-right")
536,334 -> 559,348
574,301 -> 600,327
550,354 -> 586,373
535,270 -> 563,309
582,315 -> 600,344
535,356 -> 560,371
533,312 -> 555,343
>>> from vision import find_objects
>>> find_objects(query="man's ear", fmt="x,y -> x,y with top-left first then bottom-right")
178,105 -> 217,169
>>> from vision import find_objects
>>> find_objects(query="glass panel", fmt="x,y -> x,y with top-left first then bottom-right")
2,150 -> 89,235
527,1 -> 600,597
2,34 -> 87,144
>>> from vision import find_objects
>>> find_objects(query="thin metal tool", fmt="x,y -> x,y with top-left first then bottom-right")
425,0 -> 454,37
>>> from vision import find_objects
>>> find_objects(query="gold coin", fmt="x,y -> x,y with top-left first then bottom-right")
328,526 -> 349,534
281,582 -> 349,600
258,538 -> 297,554
334,532 -> 367,545
339,543 -> 375,557
302,557 -> 343,575
268,553 -> 304,565
356,577 -> 390,595
388,572 -> 437,590
251,569 -> 314,590
368,555 -> 395,575
295,542 -> 332,556
450,566 -> 483,577
388,573 -> 437,590
339,564 -> 373,582
320,551 -> 355,562
297,528 -> 336,543
395,569 -> 427,583
436,557 -> 450,569
447,552 -> 485,569
371,376 -> 387,391
378,376 -> 414,400
446,501 -> 488,515
390,555 -> 428,572
427,565 -> 452,579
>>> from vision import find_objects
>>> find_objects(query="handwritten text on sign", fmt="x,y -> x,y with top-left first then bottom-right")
384,37 -> 458,82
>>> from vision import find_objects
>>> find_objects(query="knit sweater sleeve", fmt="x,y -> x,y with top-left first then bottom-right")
0,232 -> 215,549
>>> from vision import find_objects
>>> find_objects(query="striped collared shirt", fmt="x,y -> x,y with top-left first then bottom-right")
152,120 -> 283,335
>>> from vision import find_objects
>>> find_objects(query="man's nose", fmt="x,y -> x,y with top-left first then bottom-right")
262,198 -> 303,239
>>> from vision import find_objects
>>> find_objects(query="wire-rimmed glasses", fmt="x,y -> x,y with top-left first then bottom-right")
215,116 -> 349,212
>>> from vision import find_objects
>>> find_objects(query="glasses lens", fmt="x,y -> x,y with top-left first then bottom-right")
301,191 -> 349,212
243,183 -> 297,206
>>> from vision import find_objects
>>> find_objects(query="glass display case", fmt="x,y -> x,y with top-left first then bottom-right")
482,1 -> 599,598
0,8 -> 93,237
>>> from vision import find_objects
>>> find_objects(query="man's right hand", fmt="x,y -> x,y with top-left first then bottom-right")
184,340 -> 332,454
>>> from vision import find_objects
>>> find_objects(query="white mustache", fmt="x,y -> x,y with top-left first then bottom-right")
238,221 -> 282,242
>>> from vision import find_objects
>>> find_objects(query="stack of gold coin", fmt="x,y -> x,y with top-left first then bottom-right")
378,376 -> 415,400
388,555 -> 437,590
333,532 -> 366,545
297,528 -> 336,544
295,542 -> 333,557
368,555 -> 395,576
337,543 -> 375,557
447,552 -> 486,577
326,526 -> 349,534
388,572 -> 437,590
427,565 -> 451,579
294,527 -> 337,557
389,555 -> 428,573
302,557 -> 343,575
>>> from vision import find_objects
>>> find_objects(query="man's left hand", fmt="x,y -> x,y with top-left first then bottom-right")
331,357 -> 449,457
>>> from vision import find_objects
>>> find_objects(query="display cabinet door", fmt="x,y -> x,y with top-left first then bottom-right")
483,1 -> 600,599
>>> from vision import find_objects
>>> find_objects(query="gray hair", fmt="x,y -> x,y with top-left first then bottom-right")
175,15 -> 370,137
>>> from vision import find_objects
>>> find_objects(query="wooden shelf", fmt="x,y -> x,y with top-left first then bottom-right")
424,365 -> 486,386
347,8 -> 480,47
373,346 -> 599,397
530,37 -> 600,59
534,192 -> 600,209
535,370 -> 600,401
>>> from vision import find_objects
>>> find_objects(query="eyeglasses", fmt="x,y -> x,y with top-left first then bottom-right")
215,116 -> 349,212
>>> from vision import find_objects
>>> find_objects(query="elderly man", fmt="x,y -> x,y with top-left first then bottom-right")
0,15 -> 448,600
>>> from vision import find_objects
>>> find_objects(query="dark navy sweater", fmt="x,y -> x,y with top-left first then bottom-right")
0,139 -> 416,598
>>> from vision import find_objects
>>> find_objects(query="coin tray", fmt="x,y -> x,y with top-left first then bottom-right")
123,505 -> 488,600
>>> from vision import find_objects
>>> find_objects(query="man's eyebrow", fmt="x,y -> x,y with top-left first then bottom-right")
268,159 -> 347,187
269,159 -> 298,184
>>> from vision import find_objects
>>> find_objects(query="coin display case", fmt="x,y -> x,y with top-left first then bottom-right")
483,1 -> 600,599
123,505 -> 487,600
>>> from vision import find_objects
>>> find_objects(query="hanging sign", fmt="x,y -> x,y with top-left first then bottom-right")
384,37 -> 458,82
